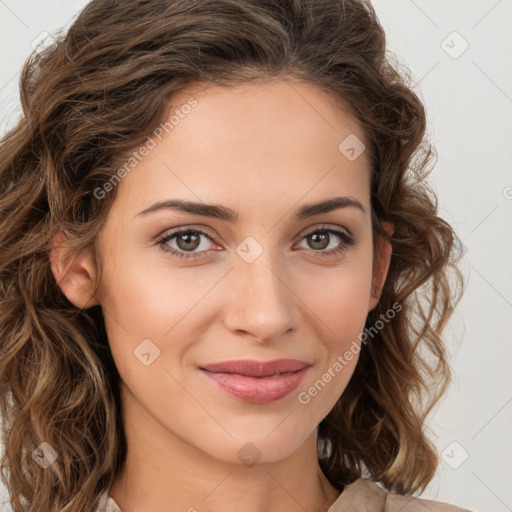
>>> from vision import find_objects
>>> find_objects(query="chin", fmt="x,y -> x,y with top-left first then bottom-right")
200,427 -> 313,466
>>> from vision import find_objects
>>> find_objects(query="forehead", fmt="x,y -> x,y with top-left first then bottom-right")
110,78 -> 371,220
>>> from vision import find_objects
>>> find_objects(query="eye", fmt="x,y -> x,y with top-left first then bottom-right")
156,228 -> 218,260
155,224 -> 355,260
295,225 -> 355,258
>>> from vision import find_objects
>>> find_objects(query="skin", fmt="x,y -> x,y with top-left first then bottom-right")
50,78 -> 392,512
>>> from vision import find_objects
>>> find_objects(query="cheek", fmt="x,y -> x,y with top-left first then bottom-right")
101,237 -> 374,361
97,248 -> 206,374
299,252 -> 373,394
303,253 -> 374,341
100,241 -> 214,330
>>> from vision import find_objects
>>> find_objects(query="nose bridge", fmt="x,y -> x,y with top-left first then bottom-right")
224,240 -> 298,341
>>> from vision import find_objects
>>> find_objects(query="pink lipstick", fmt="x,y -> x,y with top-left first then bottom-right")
199,359 -> 311,404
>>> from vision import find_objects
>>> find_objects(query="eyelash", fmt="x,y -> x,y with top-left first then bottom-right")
155,224 -> 355,261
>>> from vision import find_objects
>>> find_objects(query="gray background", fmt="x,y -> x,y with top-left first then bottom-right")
1,1 -> 511,510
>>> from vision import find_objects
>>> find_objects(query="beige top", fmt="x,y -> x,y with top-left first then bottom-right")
95,478 -> 472,511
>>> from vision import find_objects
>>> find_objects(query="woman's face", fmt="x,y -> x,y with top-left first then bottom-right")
90,79 -> 391,464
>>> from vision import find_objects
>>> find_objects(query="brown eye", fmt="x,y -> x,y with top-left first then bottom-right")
156,228 -> 217,260
175,231 -> 201,251
296,226 -> 355,258
306,231 -> 331,250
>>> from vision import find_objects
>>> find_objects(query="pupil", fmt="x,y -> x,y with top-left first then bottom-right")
310,232 -> 328,250
178,232 -> 200,251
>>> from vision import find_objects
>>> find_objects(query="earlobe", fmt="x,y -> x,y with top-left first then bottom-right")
49,230 -> 100,309
368,221 -> 394,312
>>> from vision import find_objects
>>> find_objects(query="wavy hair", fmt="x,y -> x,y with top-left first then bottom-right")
0,0 -> 465,509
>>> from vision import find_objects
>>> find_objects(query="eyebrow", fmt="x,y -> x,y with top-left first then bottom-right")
136,196 -> 366,222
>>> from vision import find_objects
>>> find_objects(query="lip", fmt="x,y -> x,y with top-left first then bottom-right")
200,359 -> 310,377
199,359 -> 311,404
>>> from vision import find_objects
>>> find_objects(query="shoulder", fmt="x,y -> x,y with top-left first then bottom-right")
327,478 -> 473,512
95,480 -> 472,512
95,490 -> 122,512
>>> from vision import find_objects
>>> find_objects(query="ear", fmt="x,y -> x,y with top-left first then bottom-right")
49,229 -> 100,309
368,221 -> 394,312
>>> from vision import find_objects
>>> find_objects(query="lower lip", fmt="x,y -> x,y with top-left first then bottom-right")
200,367 -> 310,404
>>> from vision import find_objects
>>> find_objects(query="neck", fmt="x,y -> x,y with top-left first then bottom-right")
109,384 -> 341,512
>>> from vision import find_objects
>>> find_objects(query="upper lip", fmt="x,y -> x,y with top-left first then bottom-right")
200,359 -> 310,377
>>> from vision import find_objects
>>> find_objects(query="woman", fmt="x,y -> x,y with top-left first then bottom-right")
0,0 -> 470,511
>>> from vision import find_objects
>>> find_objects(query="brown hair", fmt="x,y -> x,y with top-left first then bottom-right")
0,0 -> 465,510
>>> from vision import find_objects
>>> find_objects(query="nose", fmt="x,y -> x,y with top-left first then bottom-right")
223,248 -> 300,343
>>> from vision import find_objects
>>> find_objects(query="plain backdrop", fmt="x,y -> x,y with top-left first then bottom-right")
1,1 -> 511,511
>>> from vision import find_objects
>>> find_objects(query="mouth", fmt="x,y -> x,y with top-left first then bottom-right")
199,359 -> 311,404
199,358 -> 310,377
